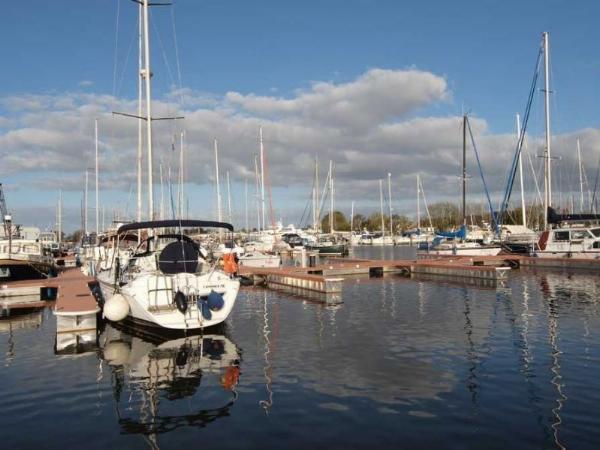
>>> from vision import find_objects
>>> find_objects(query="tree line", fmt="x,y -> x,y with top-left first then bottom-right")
320,201 -> 540,233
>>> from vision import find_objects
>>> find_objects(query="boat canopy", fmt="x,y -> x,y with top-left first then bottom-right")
117,219 -> 234,234
547,207 -> 600,225
436,225 -> 467,240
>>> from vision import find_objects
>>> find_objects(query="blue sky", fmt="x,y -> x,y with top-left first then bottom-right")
1,0 -> 600,231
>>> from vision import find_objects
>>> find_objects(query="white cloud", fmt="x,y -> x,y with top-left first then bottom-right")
1,67 -> 598,228
225,68 -> 449,130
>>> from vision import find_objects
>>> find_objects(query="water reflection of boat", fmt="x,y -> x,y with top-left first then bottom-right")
1,308 -> 44,366
99,324 -> 241,439
0,308 -> 44,333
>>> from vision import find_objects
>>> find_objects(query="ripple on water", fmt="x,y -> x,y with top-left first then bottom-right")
2,262 -> 600,449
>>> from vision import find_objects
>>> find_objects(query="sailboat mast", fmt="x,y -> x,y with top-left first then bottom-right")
312,156 -> 318,231
214,139 -> 222,223
84,169 -> 89,237
315,156 -> 320,231
543,31 -> 552,229
387,172 -> 393,235
159,163 -> 164,220
416,173 -> 421,230
95,118 -> 99,236
577,138 -> 584,213
254,154 -> 261,232
350,201 -> 354,232
137,2 -> 143,223
259,126 -> 266,231
245,178 -> 249,232
58,189 -> 62,244
142,0 -> 154,219
462,114 -> 467,226
329,160 -> 334,233
379,179 -> 385,235
516,113 -> 527,226
179,131 -> 184,217
226,170 -> 232,224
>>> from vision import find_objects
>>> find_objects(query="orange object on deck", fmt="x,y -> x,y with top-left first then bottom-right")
223,253 -> 238,275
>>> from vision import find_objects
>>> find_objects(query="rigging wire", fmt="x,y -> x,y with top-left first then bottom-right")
115,22 -> 138,102
466,117 -> 497,232
170,2 -> 185,105
112,0 -> 121,101
498,44 -> 543,229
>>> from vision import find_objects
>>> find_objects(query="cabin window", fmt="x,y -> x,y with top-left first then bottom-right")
554,231 -> 570,241
22,244 -> 39,253
591,228 -> 600,237
572,230 -> 587,240
593,242 -> 600,249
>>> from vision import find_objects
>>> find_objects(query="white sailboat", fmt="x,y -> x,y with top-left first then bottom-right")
97,0 -> 239,330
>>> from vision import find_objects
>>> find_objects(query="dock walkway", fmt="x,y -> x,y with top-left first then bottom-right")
1,267 -> 99,333
239,254 -> 525,299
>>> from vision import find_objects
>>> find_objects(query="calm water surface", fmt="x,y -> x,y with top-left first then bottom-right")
2,247 -> 600,449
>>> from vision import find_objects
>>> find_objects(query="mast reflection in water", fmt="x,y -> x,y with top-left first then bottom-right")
3,247 -> 600,450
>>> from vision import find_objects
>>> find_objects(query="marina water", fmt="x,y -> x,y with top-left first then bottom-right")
2,247 -> 599,449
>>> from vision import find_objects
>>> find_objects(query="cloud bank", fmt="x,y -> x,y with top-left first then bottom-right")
1,67 -> 599,228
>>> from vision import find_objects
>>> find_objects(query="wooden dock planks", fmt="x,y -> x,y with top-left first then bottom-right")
53,267 -> 98,314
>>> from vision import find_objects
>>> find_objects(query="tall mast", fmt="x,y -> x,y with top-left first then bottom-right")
254,154 -> 261,231
387,172 -> 393,235
58,189 -> 62,244
95,119 -> 99,236
142,0 -> 154,219
137,1 -> 143,223
214,139 -> 222,223
259,126 -> 266,231
244,178 -> 249,232
226,170 -> 232,223
159,163 -> 164,220
416,173 -> 421,230
329,160 -> 334,233
179,131 -> 184,217
543,31 -> 552,229
315,155 -> 319,232
577,138 -> 584,213
516,113 -> 527,226
350,201 -> 354,232
462,114 -> 467,227
379,179 -> 385,235
84,169 -> 89,237
312,156 -> 317,231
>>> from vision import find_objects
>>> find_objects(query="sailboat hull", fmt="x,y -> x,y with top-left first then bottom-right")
98,271 -> 239,330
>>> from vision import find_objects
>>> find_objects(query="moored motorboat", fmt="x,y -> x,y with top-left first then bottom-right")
238,251 -> 281,268
0,239 -> 55,282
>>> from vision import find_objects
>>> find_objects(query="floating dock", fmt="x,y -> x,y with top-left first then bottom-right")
1,267 -> 99,335
239,254 -> 522,301
52,267 -> 100,333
